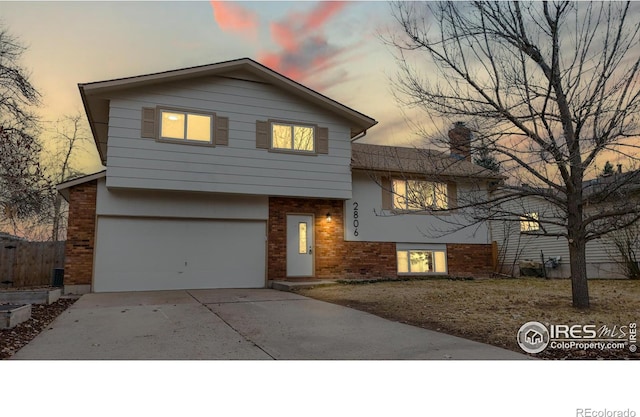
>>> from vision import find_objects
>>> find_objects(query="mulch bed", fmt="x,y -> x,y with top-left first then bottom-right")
1,298 -> 77,359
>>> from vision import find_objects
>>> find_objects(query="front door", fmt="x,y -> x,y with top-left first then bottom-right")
286,214 -> 314,277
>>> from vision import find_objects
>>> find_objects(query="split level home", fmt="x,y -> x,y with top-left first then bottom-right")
57,58 -> 502,294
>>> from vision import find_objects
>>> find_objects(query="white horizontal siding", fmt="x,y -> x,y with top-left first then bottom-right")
107,156 -> 349,182
107,166 -> 352,191
109,81 -> 348,126
104,75 -> 355,198
95,178 -> 268,220
106,146 -> 348,173
344,172 -> 490,244
490,196 -> 638,278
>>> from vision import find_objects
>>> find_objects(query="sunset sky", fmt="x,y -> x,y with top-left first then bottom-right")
2,1 -> 422,173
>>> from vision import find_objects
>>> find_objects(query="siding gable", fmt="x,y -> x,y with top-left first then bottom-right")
105,76 -> 356,199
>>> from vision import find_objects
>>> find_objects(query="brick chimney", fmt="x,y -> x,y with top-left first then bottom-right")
449,122 -> 471,162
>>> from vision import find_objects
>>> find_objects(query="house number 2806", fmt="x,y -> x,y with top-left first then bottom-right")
352,201 -> 359,236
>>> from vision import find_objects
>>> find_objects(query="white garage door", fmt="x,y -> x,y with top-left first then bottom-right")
93,217 -> 266,292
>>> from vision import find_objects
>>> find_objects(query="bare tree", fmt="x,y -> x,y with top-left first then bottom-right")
0,127 -> 52,232
42,112 -> 92,241
0,26 -> 49,235
386,1 -> 640,307
604,223 -> 640,280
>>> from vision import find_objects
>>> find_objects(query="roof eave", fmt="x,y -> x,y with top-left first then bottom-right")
56,170 -> 106,202
79,58 -> 377,135
79,85 -> 107,165
351,166 -> 504,181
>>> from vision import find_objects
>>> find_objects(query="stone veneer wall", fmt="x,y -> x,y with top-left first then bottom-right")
268,198 -> 397,280
63,180 -> 97,288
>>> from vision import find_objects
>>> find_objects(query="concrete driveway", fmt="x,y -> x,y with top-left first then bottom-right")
12,289 -> 526,360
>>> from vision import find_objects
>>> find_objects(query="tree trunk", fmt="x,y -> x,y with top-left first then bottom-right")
51,194 -> 61,242
567,174 -> 590,308
568,237 -> 590,308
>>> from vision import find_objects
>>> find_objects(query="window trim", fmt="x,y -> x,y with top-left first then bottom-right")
268,119 -> 318,154
391,178 -> 449,212
156,106 -> 216,147
396,249 -> 448,275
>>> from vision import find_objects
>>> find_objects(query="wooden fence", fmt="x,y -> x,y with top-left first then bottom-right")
0,241 -> 65,287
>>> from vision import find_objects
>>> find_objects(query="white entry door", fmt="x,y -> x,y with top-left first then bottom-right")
286,214 -> 314,277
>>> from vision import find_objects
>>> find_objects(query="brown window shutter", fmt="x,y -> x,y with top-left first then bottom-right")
316,127 -> 329,154
381,177 -> 392,210
448,182 -> 458,209
256,120 -> 269,149
215,115 -> 229,146
141,107 -> 156,138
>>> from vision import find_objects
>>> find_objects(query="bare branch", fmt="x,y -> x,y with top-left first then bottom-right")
384,1 -> 640,308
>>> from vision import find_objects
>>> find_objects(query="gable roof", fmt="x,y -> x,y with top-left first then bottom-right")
583,169 -> 640,202
351,143 -> 503,180
80,58 -> 377,163
0,232 -> 26,242
56,170 -> 106,202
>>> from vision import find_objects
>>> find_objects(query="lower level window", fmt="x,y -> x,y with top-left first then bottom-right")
397,250 -> 447,274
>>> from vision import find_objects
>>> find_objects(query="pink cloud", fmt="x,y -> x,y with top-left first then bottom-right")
270,22 -> 298,53
304,1 -> 348,30
259,1 -> 356,90
210,1 -> 259,40
209,1 -> 359,91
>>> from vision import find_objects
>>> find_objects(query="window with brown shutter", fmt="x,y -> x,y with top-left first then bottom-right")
390,178 -> 449,211
141,107 -> 157,138
256,119 -> 328,155
256,120 -> 269,149
447,182 -> 458,209
317,127 -> 329,154
142,106 -> 229,147
215,115 -> 229,146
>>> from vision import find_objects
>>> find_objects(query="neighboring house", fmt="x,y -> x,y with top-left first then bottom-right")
0,232 -> 26,243
57,58 -> 499,294
491,169 -> 640,279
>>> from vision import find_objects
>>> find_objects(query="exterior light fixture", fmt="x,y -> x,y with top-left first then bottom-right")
326,212 -> 332,222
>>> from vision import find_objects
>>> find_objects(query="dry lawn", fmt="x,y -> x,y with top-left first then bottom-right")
296,278 -> 640,359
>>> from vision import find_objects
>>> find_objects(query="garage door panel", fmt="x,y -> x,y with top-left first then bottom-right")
94,217 -> 266,292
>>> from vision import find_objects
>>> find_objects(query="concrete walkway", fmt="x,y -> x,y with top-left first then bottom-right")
12,289 -> 527,360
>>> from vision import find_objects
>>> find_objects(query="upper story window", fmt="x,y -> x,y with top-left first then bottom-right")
141,106 -> 229,147
160,110 -> 212,143
255,120 -> 329,155
272,123 -> 315,152
520,212 -> 540,232
392,179 -> 448,211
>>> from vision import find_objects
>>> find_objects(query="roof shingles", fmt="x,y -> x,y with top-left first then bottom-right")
351,143 -> 503,180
